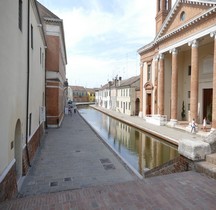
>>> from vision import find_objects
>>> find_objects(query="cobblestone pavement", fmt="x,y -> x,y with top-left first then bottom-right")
1,111 -> 216,209
18,113 -> 136,197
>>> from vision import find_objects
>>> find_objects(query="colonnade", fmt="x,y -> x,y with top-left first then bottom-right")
152,32 -> 216,129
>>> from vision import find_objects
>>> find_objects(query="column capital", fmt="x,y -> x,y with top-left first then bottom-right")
188,39 -> 199,48
210,31 -> 216,39
140,62 -> 144,67
154,55 -> 159,61
169,48 -> 178,55
159,53 -> 164,60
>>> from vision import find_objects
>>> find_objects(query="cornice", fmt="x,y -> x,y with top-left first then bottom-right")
158,0 -> 216,39
138,5 -> 216,54
156,6 -> 216,43
44,17 -> 63,24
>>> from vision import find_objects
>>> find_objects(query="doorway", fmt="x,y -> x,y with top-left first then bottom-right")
135,98 -> 140,116
203,89 -> 212,123
146,94 -> 152,115
14,120 -> 22,182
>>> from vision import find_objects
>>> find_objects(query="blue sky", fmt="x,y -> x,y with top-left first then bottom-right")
38,0 -> 175,88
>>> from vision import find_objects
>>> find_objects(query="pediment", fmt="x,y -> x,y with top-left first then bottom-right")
156,0 -> 216,40
144,81 -> 153,91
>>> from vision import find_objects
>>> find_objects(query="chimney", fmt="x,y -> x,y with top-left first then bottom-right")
118,77 -> 122,86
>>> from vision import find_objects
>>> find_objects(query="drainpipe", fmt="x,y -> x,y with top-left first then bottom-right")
25,0 -> 31,167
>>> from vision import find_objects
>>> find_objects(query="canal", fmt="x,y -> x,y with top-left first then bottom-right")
79,106 -> 179,176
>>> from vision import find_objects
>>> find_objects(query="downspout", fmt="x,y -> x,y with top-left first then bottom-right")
26,0 -> 31,167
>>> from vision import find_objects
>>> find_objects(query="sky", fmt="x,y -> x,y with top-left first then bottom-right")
38,0 -> 176,88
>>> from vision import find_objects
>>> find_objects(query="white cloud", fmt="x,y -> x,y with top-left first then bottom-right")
38,0 -> 162,88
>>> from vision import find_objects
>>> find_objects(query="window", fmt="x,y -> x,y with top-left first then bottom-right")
147,64 -> 151,81
18,0 -> 22,31
188,65 -> 191,76
188,103 -> 190,111
180,11 -> 186,21
31,24 -> 33,49
188,91 -> 190,98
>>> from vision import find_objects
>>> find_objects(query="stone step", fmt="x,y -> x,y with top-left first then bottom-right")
206,153 -> 216,165
195,161 -> 216,180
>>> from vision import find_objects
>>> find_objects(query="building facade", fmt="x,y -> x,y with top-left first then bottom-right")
71,86 -> 89,102
86,88 -> 96,102
0,0 -> 46,201
37,2 -> 67,128
138,0 -> 216,129
116,76 -> 140,116
96,76 -> 140,116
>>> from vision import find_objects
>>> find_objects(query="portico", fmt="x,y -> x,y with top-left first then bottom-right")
138,0 -> 216,130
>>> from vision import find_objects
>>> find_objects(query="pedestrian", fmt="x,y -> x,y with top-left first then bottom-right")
74,105 -> 77,113
203,117 -> 207,132
68,105 -> 72,116
191,119 -> 196,133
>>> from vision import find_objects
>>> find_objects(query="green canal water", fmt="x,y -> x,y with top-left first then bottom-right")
79,107 -> 179,176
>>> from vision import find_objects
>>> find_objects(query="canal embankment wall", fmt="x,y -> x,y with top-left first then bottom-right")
87,105 -> 216,179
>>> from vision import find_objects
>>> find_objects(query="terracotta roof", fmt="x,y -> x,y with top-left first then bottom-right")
86,88 -> 95,93
119,76 -> 140,87
36,1 -> 60,19
71,86 -> 87,92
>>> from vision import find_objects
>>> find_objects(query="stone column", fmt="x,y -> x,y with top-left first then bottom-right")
210,32 -> 216,129
189,40 -> 199,122
139,62 -> 144,117
154,56 -> 159,114
170,48 -> 178,124
158,54 -> 164,115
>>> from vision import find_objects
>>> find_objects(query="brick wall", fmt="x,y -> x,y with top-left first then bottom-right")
0,164 -> 17,202
23,123 -> 44,175
46,81 -> 64,127
0,123 -> 45,202
46,36 -> 59,72
144,155 -> 195,178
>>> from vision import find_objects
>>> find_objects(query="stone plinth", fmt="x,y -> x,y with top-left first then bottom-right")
178,139 -> 211,161
203,130 -> 216,153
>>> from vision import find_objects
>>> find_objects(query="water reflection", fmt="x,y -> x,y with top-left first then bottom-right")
79,107 -> 179,175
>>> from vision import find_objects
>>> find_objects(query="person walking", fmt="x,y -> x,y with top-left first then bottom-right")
191,119 -> 196,133
203,117 -> 207,132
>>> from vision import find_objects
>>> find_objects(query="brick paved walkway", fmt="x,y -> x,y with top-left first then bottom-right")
1,171 -> 216,209
1,112 -> 216,209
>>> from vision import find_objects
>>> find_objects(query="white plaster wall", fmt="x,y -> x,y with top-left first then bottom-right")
0,0 -> 46,178
116,87 -> 136,115
28,3 -> 46,141
0,0 -> 28,175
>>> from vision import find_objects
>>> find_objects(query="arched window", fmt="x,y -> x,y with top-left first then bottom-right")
180,11 -> 186,21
